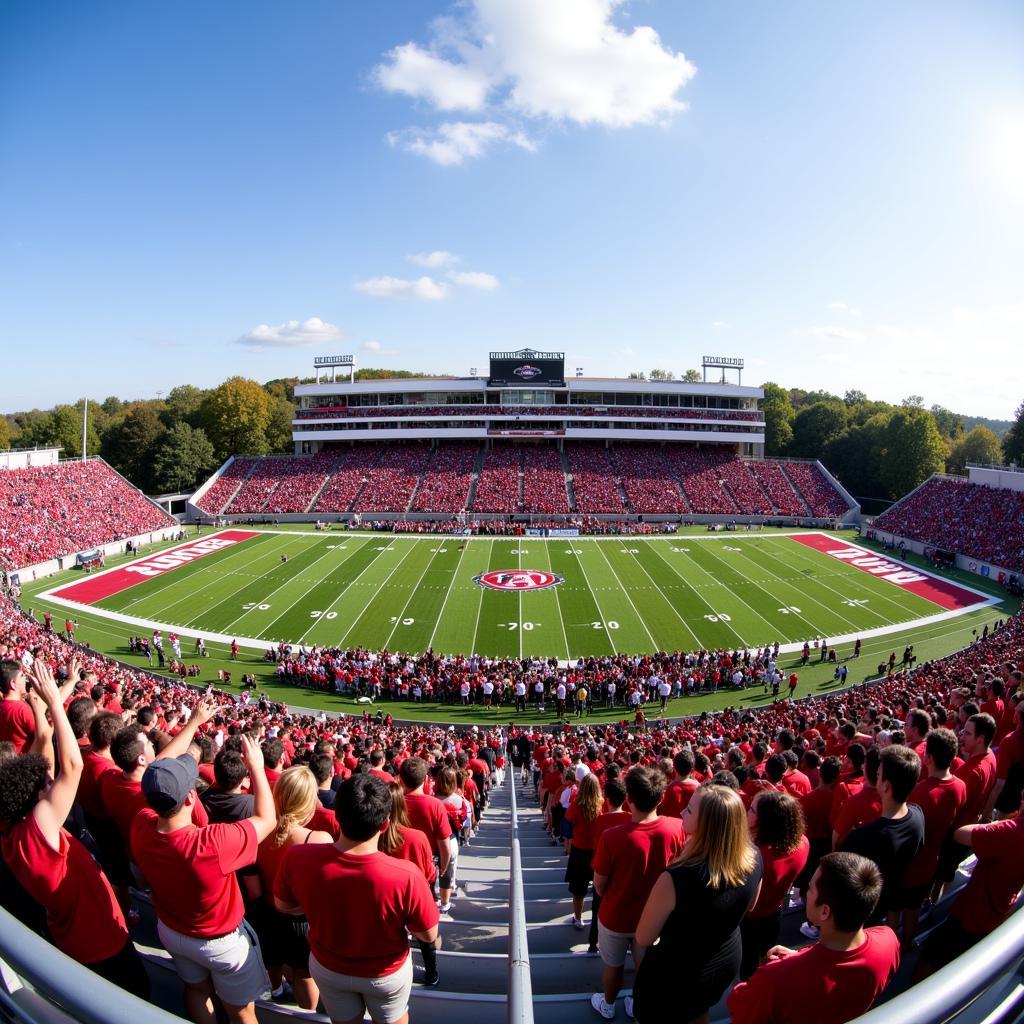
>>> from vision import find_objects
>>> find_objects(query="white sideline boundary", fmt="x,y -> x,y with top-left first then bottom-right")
34,531 -> 1002,657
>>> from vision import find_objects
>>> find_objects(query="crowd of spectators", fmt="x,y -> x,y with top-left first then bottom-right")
412,445 -> 477,513
521,447 -> 571,514
718,459 -> 775,516
472,447 -> 521,513
874,478 -> 1024,573
748,461 -> 809,517
224,455 -> 339,516
612,445 -> 690,514
194,459 -> 256,515
782,462 -> 851,518
353,446 -> 433,514
566,445 -> 628,514
311,446 -> 383,515
665,447 -> 740,515
0,460 -> 175,570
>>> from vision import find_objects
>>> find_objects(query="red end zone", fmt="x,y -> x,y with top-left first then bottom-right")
789,534 -> 985,610
50,531 -> 261,605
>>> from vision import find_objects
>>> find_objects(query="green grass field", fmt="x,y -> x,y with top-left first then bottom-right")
20,526 -> 1017,723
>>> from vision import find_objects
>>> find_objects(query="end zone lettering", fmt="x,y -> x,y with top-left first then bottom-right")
819,547 -> 927,585
126,538 -> 238,578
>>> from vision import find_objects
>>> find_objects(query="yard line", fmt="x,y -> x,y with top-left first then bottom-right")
221,540 -> 351,637
540,542 -> 573,662
383,543 -> 450,650
594,542 -> 666,650
518,541 -> 523,661
567,542 -> 618,654
427,541 -> 471,651
639,540 -> 752,648
469,539 -> 495,656
337,540 -> 424,646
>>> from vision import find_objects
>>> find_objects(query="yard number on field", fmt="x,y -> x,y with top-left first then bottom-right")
704,613 -> 732,622
310,610 -> 337,619
592,621 -> 620,629
243,602 -> 271,611
389,617 -> 416,625
501,622 -> 537,631
777,606 -> 802,614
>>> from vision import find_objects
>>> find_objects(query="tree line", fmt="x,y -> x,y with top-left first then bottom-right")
1,371 -> 1022,502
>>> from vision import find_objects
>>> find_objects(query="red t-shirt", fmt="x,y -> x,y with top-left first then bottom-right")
0,699 -> 35,754
387,824 -> 437,884
995,730 -> 1024,781
749,836 -> 810,918
275,847 -> 438,977
659,778 -> 699,819
404,792 -> 452,855
100,773 -> 147,839
781,770 -> 813,799
130,811 -> 257,937
566,803 -> 603,851
903,775 -> 967,887
832,787 -> 882,846
2,814 -> 128,964
78,752 -> 117,818
954,751 -> 998,828
593,816 -> 685,933
950,815 -> 1024,934
800,787 -> 836,842
727,926 -> 901,1024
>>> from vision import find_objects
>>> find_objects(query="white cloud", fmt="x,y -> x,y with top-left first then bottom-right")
410,250 -> 459,268
374,0 -> 697,163
711,320 -> 731,329
236,316 -> 344,349
448,269 -> 499,289
810,325 -> 867,344
827,301 -> 862,316
361,339 -> 399,355
353,275 -> 450,300
387,121 -> 536,165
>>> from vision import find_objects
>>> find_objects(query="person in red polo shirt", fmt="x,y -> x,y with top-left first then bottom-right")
918,789 -> 1024,977
399,756 -> 453,910
590,766 -> 684,1020
132,733 -> 276,1024
275,773 -> 439,1024
0,658 -> 37,754
0,658 -> 149,997
728,852 -> 901,1024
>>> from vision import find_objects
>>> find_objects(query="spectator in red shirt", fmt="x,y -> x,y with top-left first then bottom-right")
631,784 -> 761,1024
832,747 -> 882,849
590,766 -> 685,1020
275,773 -> 440,1024
984,700 -> 1024,820
585,777 -> 630,954
0,658 -> 37,754
659,748 -> 699,818
399,756 -> 453,911
918,790 -> 1024,977
741,790 -> 810,978
380,781 -> 440,987
131,731 -> 276,1024
728,852 -> 901,1024
798,756 -> 841,897
565,772 -> 604,929
0,658 -> 149,997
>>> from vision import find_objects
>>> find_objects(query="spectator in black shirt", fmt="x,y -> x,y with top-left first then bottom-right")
842,745 -> 924,918
310,753 -> 336,809
200,748 -> 255,823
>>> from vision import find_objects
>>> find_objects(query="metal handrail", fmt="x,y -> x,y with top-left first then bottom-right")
0,907 -> 179,1024
507,775 -> 535,1024
853,907 -> 1024,1024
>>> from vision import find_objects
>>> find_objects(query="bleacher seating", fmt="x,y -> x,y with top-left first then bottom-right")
565,444 -> 627,513
664,447 -> 739,514
718,458 -> 774,516
521,447 -> 570,514
782,461 -> 851,517
413,444 -> 477,513
748,460 -> 808,516
874,476 -> 1024,573
312,446 -> 382,514
354,444 -> 433,513
0,459 -> 174,570
611,444 -> 689,514
472,447 -> 521,513
194,458 -> 256,515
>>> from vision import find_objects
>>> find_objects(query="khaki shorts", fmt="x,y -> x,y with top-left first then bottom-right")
157,919 -> 269,1007
597,921 -> 636,969
309,951 -> 413,1024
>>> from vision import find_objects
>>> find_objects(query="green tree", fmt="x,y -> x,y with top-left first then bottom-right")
265,396 -> 296,453
880,408 -> 946,498
649,369 -> 672,381
791,401 -> 849,457
929,404 -> 964,441
10,409 -> 55,449
627,371 -> 646,380
843,389 -> 867,406
1002,401 -> 1024,466
902,395 -> 924,408
0,416 -> 10,451
947,425 -> 1003,475
49,402 -> 102,458
682,369 -> 702,382
847,399 -> 894,427
150,422 -> 217,493
102,402 -> 168,488
825,412 -> 893,498
163,385 -> 206,428
199,376 -> 272,460
264,378 -> 299,403
101,396 -> 125,416
761,381 -> 795,455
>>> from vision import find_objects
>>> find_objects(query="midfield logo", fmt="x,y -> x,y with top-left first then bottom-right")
473,570 -> 564,591
513,364 -> 542,380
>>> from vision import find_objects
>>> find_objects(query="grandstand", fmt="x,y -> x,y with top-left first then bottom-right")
189,351 -> 857,524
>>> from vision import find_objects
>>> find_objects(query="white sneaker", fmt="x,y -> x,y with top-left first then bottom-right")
624,996 -> 634,1020
799,921 -> 819,939
591,994 -> 616,1020
439,903 -> 452,915
572,916 -> 584,930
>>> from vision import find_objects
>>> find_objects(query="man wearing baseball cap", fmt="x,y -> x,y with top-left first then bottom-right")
131,733 -> 276,1024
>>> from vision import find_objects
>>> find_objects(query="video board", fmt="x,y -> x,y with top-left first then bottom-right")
488,349 -> 565,387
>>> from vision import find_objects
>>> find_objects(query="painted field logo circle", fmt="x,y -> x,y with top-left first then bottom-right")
473,570 -> 564,592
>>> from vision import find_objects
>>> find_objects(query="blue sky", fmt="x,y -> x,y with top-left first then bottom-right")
1,0 -> 1022,417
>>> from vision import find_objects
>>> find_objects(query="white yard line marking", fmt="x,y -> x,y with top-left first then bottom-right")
383,543 -> 448,650
469,539 -> 495,657
427,542 -> 470,652
337,540 -> 423,647
541,543 -> 573,663
593,543 -> 665,650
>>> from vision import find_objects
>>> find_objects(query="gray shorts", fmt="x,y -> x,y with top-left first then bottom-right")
309,951 -> 413,1024
597,921 -> 643,969
157,919 -> 270,1007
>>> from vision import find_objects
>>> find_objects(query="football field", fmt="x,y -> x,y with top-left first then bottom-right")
41,528 -> 993,660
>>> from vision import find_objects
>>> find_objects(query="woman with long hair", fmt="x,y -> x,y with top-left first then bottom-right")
253,765 -> 333,1008
740,789 -> 809,979
432,766 -> 465,912
564,772 -> 602,930
380,782 -> 442,986
632,784 -> 763,1024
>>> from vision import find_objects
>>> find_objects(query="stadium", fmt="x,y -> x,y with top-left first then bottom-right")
4,5 -> 1024,1024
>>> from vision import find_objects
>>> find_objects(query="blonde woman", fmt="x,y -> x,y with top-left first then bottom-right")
253,765 -> 333,1008
432,767 -> 466,913
564,771 -> 602,930
632,785 -> 763,1024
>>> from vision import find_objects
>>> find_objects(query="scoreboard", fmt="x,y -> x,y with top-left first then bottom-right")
489,349 -> 565,387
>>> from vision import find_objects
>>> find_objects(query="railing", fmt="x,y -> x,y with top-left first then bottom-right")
507,778 -> 535,1024
0,907 -> 179,1024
